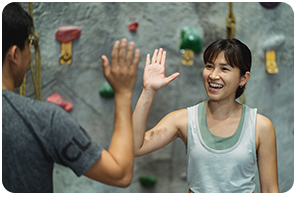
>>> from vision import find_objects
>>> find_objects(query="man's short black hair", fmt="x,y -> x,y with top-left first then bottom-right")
2,3 -> 34,64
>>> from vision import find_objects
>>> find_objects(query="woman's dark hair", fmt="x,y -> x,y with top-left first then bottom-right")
2,3 -> 33,64
203,38 -> 252,99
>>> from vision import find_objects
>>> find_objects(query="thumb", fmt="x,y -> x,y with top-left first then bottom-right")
101,55 -> 110,77
166,72 -> 180,84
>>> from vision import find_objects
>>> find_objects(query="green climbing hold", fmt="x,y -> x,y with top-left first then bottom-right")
180,26 -> 202,53
99,81 -> 114,98
139,174 -> 157,187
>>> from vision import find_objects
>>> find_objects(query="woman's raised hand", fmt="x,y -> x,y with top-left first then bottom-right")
143,48 -> 180,92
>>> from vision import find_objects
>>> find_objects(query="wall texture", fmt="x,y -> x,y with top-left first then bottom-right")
18,2 -> 293,193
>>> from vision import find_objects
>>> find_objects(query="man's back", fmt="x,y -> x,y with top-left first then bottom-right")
2,90 -> 102,192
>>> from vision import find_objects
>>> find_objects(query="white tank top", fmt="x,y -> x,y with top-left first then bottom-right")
186,102 -> 257,193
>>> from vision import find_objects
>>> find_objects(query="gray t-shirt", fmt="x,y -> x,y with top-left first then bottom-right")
2,90 -> 103,192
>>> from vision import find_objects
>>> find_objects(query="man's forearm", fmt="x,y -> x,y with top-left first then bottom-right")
108,92 -> 134,172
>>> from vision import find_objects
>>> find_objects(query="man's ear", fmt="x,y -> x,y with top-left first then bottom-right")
6,45 -> 19,65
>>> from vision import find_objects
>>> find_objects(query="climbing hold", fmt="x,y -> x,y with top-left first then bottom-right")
262,35 -> 285,74
46,93 -> 73,112
259,2 -> 280,9
180,26 -> 202,53
99,81 -> 114,98
128,21 -> 139,32
180,49 -> 194,66
55,26 -> 81,65
180,26 -> 202,66
139,174 -> 157,188
265,51 -> 278,74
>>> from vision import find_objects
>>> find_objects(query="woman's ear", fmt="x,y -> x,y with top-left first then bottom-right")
240,71 -> 251,86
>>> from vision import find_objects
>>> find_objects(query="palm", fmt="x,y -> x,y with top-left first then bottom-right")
144,63 -> 168,90
143,48 -> 179,91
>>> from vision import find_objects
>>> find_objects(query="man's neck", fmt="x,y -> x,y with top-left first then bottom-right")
2,63 -> 15,92
2,82 -> 15,92
2,73 -> 15,92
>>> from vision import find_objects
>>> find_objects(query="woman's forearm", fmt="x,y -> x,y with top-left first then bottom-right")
132,89 -> 156,154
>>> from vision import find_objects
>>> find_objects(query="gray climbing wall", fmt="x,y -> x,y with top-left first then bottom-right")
17,2 -> 293,193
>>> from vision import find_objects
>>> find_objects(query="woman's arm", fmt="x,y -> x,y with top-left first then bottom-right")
133,48 -> 180,156
256,113 -> 279,193
134,108 -> 187,157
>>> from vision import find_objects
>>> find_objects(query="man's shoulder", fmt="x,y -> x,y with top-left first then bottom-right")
2,89 -> 62,116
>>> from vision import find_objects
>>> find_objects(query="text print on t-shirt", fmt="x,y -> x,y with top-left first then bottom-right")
61,127 -> 92,162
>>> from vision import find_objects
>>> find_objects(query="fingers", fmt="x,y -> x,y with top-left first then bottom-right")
118,38 -> 127,67
151,48 -> 165,65
156,48 -> 163,64
132,49 -> 140,70
101,55 -> 110,77
161,50 -> 167,67
111,39 -> 139,67
126,41 -> 135,65
111,40 -> 120,68
145,53 -> 150,66
151,49 -> 158,64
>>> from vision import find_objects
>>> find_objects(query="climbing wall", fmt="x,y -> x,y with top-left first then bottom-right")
17,2 -> 294,193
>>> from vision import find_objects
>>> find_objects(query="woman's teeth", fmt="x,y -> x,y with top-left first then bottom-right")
209,83 -> 223,88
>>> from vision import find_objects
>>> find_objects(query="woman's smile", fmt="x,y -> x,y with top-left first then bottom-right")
208,82 -> 224,92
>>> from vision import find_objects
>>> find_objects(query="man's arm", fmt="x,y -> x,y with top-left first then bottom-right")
84,38 -> 140,188
256,114 -> 279,193
132,48 -> 180,156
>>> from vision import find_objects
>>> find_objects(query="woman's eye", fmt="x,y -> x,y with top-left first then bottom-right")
222,67 -> 229,71
206,65 -> 213,69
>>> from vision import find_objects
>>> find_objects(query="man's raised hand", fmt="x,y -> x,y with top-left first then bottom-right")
101,38 -> 140,96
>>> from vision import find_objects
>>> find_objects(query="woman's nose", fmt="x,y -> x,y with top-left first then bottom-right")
209,69 -> 221,79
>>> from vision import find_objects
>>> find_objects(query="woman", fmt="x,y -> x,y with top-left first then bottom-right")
132,38 -> 279,193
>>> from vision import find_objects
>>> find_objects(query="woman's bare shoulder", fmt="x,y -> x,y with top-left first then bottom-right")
256,113 -> 275,133
256,113 -> 276,149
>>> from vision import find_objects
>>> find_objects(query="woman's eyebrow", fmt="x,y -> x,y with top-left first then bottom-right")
208,61 -> 232,67
219,62 -> 233,68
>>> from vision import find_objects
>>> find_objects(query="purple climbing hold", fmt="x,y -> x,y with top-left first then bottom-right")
259,2 -> 280,9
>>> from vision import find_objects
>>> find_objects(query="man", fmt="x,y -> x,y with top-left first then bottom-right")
2,3 -> 140,192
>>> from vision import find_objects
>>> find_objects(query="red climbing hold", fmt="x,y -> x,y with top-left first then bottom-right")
46,93 -> 73,112
128,21 -> 139,32
55,26 -> 81,43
